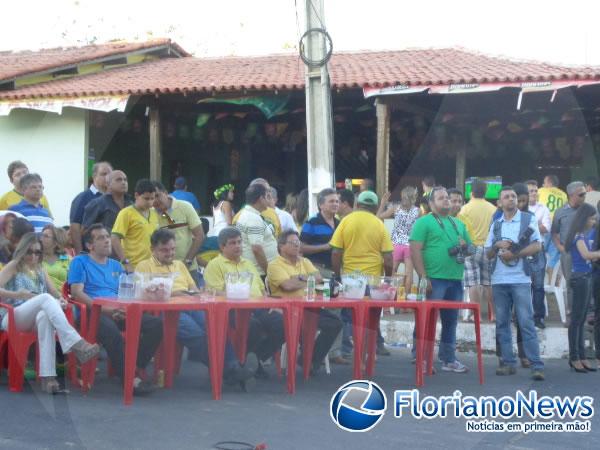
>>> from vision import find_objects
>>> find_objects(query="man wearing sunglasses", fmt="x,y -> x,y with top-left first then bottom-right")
152,181 -> 205,286
551,181 -> 587,319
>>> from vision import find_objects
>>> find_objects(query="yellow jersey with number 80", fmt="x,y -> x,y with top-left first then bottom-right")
537,187 -> 567,219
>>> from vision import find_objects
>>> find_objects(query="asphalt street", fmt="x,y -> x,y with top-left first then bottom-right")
1,348 -> 599,450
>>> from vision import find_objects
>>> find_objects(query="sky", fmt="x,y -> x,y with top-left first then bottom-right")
2,0 -> 600,66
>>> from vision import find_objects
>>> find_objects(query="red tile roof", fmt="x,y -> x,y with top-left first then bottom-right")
0,38 -> 189,82
2,47 -> 600,100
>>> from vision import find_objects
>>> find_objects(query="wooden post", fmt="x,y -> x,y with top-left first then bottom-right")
149,104 -> 162,181
456,146 -> 466,193
376,100 -> 391,199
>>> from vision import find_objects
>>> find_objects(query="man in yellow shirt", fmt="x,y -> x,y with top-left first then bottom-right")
538,174 -> 567,220
204,226 -> 283,378
267,230 -> 342,374
0,160 -> 51,212
111,179 -> 159,272
137,229 -> 255,388
330,190 -> 393,356
330,191 -> 394,277
538,174 -> 568,275
153,181 -> 205,285
458,178 -> 497,320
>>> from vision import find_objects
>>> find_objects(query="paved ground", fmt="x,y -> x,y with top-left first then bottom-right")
1,349 -> 599,450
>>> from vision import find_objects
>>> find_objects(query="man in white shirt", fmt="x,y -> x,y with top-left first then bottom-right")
584,177 -> 600,210
526,180 -> 551,240
235,183 -> 278,275
526,179 -> 551,328
269,187 -> 297,232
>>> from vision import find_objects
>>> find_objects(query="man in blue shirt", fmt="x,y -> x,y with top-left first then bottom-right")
68,224 -> 163,395
485,186 -> 544,381
69,161 -> 112,254
170,177 -> 201,212
9,173 -> 53,232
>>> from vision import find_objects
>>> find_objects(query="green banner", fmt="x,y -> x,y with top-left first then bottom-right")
198,95 -> 290,119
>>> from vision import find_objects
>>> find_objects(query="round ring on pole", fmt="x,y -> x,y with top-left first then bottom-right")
299,27 -> 333,67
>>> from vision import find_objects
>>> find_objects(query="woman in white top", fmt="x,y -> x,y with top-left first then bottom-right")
377,186 -> 420,294
209,183 -> 235,237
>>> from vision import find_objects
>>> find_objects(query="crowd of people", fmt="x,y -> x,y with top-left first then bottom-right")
1,157 -> 599,396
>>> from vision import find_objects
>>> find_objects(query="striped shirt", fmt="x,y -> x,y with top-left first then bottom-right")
235,205 -> 278,274
9,199 -> 53,232
300,213 -> 339,268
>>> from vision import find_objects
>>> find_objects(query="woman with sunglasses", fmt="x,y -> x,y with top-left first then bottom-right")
564,203 -> 600,373
40,224 -> 71,292
0,233 -> 99,393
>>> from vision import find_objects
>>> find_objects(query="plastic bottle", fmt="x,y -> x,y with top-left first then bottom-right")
416,278 -> 428,302
118,273 -> 134,299
306,274 -> 316,302
322,279 -> 331,301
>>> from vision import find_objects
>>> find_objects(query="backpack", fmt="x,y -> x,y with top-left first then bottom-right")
490,211 -> 540,276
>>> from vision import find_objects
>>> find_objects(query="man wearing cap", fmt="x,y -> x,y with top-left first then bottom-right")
330,190 -> 394,355
171,176 -> 201,213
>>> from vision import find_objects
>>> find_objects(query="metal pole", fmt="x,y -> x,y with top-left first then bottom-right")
303,0 -> 335,215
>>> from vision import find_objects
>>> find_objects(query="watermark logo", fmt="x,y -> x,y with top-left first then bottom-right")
330,380 -> 387,432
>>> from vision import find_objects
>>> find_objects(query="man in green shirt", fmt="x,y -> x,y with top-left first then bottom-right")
409,186 -> 472,373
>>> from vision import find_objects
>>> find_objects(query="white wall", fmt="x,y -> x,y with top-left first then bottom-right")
0,108 -> 88,226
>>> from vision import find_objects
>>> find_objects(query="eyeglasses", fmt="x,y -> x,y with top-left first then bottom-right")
26,249 -> 42,256
285,240 -> 301,247
578,192 -> 586,198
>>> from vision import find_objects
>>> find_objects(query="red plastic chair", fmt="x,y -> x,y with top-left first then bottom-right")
0,302 -> 39,392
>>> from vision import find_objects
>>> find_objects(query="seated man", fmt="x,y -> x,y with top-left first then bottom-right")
136,229 -> 255,388
204,226 -> 284,378
68,224 -> 163,395
268,230 -> 342,375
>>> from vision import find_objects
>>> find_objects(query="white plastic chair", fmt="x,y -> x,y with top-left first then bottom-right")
544,263 -> 567,324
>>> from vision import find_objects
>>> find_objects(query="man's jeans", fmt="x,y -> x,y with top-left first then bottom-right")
177,311 -> 239,370
412,278 -> 463,364
493,283 -> 544,370
531,254 -> 546,320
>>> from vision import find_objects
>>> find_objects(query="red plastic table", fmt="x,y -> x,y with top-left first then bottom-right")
209,297 -> 301,396
423,300 -> 484,384
362,300 -> 428,386
293,298 -> 366,382
87,296 -> 216,405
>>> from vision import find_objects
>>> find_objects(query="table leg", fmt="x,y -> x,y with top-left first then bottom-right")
426,308 -> 438,377
413,306 -> 425,387
284,305 -> 302,394
162,311 -> 180,389
84,304 -> 102,391
365,307 -> 382,377
206,303 -> 227,400
232,310 -> 251,364
301,308 -> 320,380
351,304 -> 366,379
473,306 -> 484,384
123,304 -> 142,406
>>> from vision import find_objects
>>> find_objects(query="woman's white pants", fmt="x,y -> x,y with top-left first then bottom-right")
1,293 -> 82,376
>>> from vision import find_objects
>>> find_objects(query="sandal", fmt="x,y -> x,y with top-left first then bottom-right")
71,339 -> 100,364
40,377 -> 60,394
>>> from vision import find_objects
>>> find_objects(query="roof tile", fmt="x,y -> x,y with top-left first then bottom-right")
2,47 -> 600,100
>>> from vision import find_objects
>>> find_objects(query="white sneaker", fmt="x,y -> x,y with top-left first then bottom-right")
441,360 -> 469,373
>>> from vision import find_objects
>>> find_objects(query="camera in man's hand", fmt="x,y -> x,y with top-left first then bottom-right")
448,240 -> 475,264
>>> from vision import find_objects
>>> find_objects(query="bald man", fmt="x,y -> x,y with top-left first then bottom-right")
82,170 -> 133,233
70,161 -> 113,253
